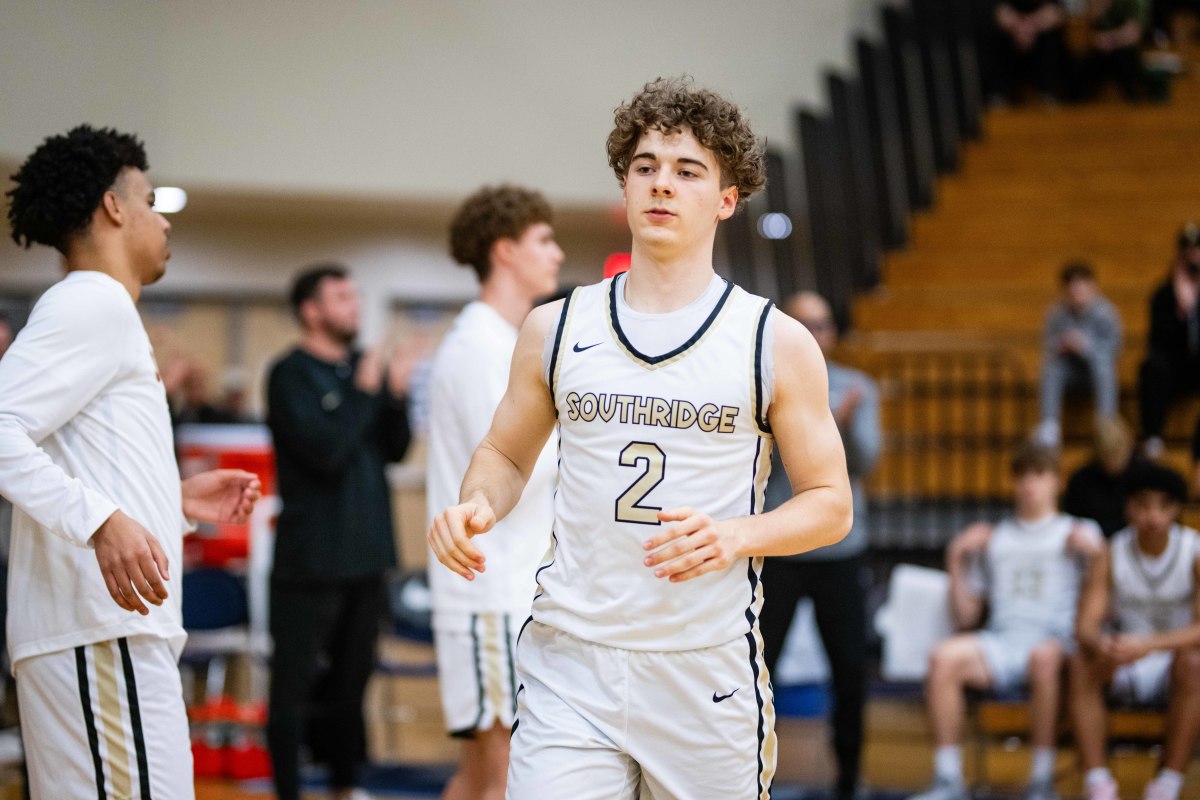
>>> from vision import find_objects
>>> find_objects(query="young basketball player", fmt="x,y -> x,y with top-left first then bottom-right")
427,185 -> 563,799
1070,464 -> 1200,800
1,125 -> 260,799
908,443 -> 1102,800
429,77 -> 853,799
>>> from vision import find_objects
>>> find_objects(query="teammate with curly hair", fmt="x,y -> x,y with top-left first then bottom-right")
1,126 -> 260,799
429,78 -> 852,798
427,185 -> 562,800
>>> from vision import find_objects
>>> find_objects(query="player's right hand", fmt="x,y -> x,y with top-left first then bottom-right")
91,510 -> 171,615
428,501 -> 494,581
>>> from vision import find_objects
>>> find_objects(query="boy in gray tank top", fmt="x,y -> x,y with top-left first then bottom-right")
1069,464 -> 1200,800
909,443 -> 1102,800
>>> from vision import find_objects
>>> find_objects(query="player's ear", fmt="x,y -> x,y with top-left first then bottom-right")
99,190 -> 123,227
716,184 -> 738,221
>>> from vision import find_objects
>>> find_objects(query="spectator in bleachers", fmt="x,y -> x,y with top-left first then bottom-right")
1138,224 -> 1200,460
1063,417 -> 1147,536
1069,463 -> 1200,800
1079,0 -> 1151,101
982,1 -> 1070,105
760,291 -> 880,800
1035,262 -> 1122,448
908,443 -> 1103,800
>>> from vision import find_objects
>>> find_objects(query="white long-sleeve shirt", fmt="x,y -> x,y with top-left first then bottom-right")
0,271 -> 186,669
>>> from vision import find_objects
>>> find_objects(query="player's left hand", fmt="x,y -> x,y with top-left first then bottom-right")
1105,633 -> 1151,665
182,469 -> 262,525
641,507 -> 743,583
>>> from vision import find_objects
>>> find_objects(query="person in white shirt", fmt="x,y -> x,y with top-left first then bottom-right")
909,443 -> 1103,800
1,125 -> 260,799
1070,464 -> 1200,800
429,77 -> 852,800
427,184 -> 563,800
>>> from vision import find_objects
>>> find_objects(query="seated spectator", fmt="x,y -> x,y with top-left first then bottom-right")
1063,417 -> 1147,536
982,1 -> 1070,104
908,443 -> 1103,800
1138,224 -> 1200,460
1069,463 -> 1200,800
1079,0 -> 1150,101
1036,262 -> 1122,447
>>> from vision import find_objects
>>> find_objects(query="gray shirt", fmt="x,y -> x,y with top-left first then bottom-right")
763,361 -> 881,560
1042,296 -> 1122,366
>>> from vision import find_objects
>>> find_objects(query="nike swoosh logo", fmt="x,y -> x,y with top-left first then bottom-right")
573,341 -> 602,352
712,688 -> 739,703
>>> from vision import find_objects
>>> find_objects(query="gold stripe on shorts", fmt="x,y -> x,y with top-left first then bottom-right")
94,641 -> 134,798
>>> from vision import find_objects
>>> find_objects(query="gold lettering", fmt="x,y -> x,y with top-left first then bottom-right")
632,395 -> 653,426
578,393 -> 598,422
698,403 -> 720,433
598,393 -> 618,422
718,405 -> 738,434
565,392 -> 581,421
650,397 -> 671,428
672,400 -> 698,429
616,394 -> 635,424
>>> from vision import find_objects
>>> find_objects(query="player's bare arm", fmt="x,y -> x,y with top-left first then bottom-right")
428,300 -> 561,580
946,522 -> 991,630
1074,542 -> 1112,657
642,309 -> 852,583
1110,554 -> 1200,663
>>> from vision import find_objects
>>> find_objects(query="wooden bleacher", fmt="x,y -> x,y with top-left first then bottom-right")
843,23 -> 1200,505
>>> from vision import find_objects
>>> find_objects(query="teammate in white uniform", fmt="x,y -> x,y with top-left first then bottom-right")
1070,464 -> 1200,800
429,78 -> 852,800
909,443 -> 1102,800
428,185 -> 562,799
0,126 -> 260,799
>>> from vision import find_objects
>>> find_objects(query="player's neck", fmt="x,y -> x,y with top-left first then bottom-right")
1136,526 -> 1171,557
64,240 -> 143,302
1014,504 -> 1056,524
479,276 -> 535,331
623,246 -> 716,314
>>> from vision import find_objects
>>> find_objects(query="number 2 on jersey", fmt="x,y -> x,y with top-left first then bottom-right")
615,442 -> 666,525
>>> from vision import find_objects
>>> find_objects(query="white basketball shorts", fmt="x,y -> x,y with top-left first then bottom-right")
434,612 -> 523,736
17,635 -> 193,800
507,620 -> 776,800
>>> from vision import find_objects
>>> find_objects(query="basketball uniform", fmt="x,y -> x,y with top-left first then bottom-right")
974,514 -> 1095,690
507,273 -> 777,800
1108,525 -> 1198,703
427,301 -> 557,736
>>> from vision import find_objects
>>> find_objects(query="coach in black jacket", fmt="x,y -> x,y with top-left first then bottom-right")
266,263 -> 414,800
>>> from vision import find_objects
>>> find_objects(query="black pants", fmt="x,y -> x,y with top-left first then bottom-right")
267,573 -> 388,800
760,556 -> 867,799
1138,350 -> 1200,439
983,26 -> 1068,100
1079,46 -> 1145,101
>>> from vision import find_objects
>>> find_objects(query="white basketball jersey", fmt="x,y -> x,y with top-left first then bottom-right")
534,275 -> 775,651
984,514 -> 1088,640
1111,525 -> 1198,636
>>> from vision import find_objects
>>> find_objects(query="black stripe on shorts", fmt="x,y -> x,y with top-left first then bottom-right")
118,638 -> 153,799
75,645 -> 106,800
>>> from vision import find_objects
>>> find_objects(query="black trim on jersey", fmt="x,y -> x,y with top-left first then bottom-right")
511,683 -> 525,739
76,645 -> 107,800
608,273 -> 734,366
753,301 -> 774,435
548,289 -> 577,402
118,638 -> 153,800
744,563 -> 767,799
504,613 -> 518,714
532,533 -> 559,595
470,613 -> 487,733
749,437 -> 763,515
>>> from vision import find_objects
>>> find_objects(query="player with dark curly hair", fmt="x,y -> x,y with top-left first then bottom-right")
0,126 -> 260,798
427,184 -> 562,799
430,78 -> 852,798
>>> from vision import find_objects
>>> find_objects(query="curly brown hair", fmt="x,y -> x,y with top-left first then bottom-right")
449,185 -> 553,282
606,77 -> 766,207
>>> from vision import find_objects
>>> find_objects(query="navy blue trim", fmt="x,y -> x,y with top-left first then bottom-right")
75,645 -> 106,800
118,638 -> 153,800
504,613 -> 518,715
533,533 -> 558,593
749,437 -> 763,515
548,290 -> 577,402
608,273 -> 734,366
470,613 -> 487,731
753,301 -> 774,435
746,630 -> 767,799
516,614 -> 535,646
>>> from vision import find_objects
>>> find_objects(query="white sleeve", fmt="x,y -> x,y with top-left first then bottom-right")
0,283 -> 129,547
